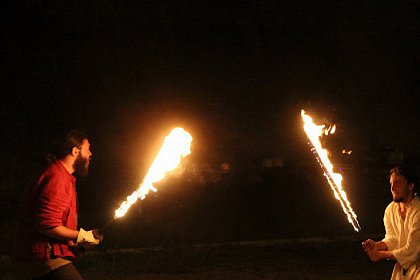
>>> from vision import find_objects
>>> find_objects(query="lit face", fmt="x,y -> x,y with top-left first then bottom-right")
390,173 -> 414,203
74,139 -> 92,177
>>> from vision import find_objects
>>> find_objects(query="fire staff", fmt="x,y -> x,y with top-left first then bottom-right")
15,130 -> 103,280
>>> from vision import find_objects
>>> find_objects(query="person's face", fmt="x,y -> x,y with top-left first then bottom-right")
74,139 -> 92,177
390,173 -> 414,203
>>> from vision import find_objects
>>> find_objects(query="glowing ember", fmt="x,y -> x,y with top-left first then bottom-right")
114,127 -> 193,219
301,110 -> 361,232
342,149 -> 352,155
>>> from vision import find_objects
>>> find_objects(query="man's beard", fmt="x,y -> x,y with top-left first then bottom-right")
393,197 -> 403,203
74,155 -> 90,177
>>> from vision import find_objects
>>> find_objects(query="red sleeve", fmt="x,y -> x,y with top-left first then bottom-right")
34,173 -> 72,231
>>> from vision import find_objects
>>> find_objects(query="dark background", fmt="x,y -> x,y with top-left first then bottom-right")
1,1 -> 419,252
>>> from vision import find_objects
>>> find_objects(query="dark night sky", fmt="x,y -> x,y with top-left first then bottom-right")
1,1 -> 419,234
3,3 -> 418,137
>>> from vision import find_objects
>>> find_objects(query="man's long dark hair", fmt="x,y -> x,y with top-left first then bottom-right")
390,165 -> 418,195
53,129 -> 88,160
23,130 -> 88,183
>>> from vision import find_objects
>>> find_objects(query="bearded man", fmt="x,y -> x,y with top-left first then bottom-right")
362,165 -> 420,279
15,130 -> 103,280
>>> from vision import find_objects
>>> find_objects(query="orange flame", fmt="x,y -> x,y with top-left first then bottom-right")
301,110 -> 361,232
114,127 -> 193,219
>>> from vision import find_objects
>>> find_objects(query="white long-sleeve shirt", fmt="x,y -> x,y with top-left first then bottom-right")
382,196 -> 420,279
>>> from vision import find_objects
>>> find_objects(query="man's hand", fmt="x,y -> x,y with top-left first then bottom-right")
362,239 -> 376,252
76,228 -> 102,249
362,239 -> 393,262
366,248 -> 382,262
362,239 -> 380,261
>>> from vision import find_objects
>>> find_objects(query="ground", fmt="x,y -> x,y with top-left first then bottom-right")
3,235 -> 395,280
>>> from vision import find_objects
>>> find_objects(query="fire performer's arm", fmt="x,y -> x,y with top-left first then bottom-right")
34,176 -> 80,242
39,226 -> 79,241
382,209 -> 420,269
371,250 -> 396,262
362,239 -> 388,252
39,226 -> 102,249
364,246 -> 396,262
34,176 -> 102,248
362,239 -> 396,262
375,241 -> 388,251
364,205 -> 420,266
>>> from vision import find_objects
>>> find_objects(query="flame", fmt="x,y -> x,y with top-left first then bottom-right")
114,127 -> 193,219
342,149 -> 352,155
301,110 -> 361,232
324,124 -> 336,135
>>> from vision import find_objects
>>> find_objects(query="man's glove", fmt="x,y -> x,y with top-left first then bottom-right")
76,228 -> 102,249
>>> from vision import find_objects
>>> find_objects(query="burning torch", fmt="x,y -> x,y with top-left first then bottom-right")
301,110 -> 361,232
99,127 -> 193,232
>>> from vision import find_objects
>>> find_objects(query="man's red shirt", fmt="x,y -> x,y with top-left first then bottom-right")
16,160 -> 78,262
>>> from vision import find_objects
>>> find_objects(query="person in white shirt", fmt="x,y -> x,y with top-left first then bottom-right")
362,165 -> 420,280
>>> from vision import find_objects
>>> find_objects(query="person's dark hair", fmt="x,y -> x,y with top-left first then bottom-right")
54,130 -> 88,160
390,165 -> 418,194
